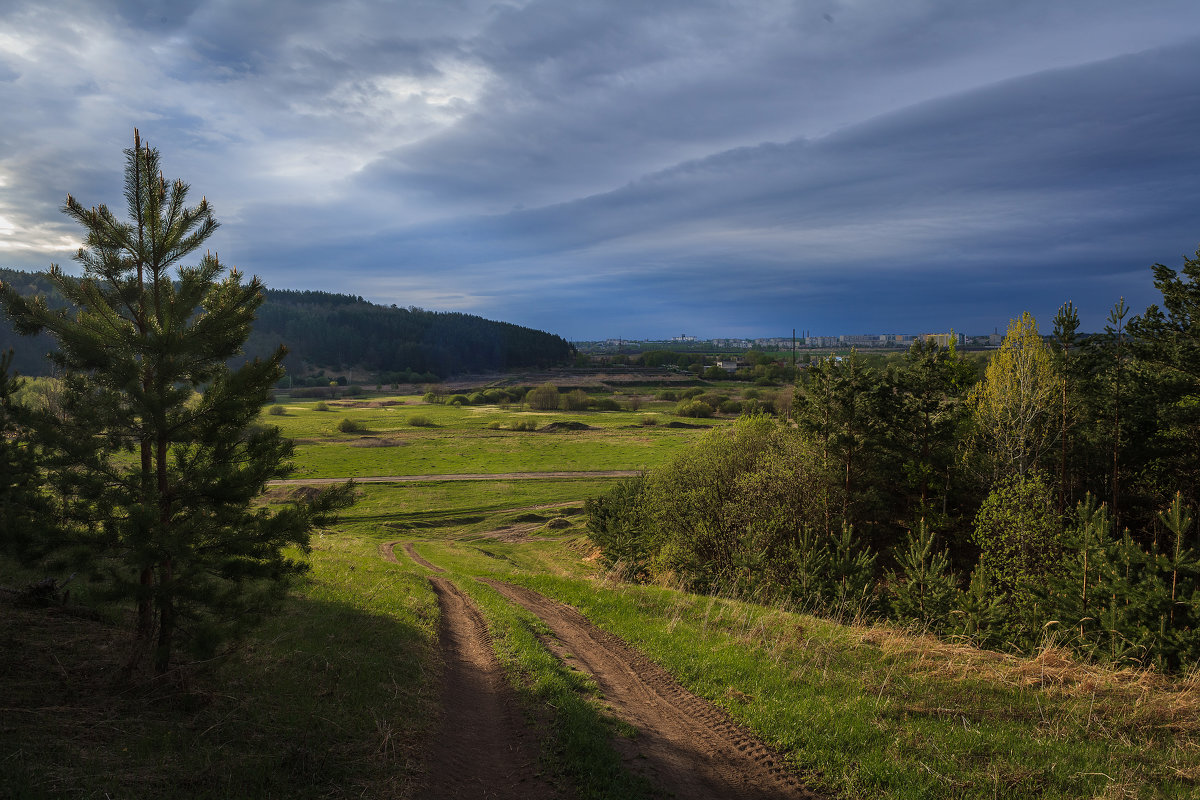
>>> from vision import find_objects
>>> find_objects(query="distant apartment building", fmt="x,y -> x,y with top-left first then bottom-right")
923,332 -> 966,347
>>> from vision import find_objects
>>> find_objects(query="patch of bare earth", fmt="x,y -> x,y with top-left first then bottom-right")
483,579 -> 822,800
387,540 -> 561,799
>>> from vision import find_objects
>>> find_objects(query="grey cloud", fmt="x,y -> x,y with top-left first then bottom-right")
6,1 -> 1200,340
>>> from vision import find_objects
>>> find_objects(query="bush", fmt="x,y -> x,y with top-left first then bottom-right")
587,416 -> 827,595
639,415 -> 659,426
718,399 -> 743,415
407,415 -> 435,427
973,472 -> 1058,599
739,398 -> 770,417
593,397 -> 621,411
486,420 -> 502,430
656,390 -> 678,401
337,417 -> 365,433
446,394 -> 469,406
511,419 -> 540,431
313,401 -> 329,412
468,392 -> 487,405
267,404 -> 286,416
422,391 -> 440,404
526,383 -> 560,411
675,400 -> 714,419
560,389 -> 591,411
679,387 -> 704,400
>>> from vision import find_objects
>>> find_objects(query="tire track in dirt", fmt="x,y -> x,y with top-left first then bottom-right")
384,542 -> 561,799
482,579 -> 822,800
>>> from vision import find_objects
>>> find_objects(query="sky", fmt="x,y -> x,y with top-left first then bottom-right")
3,1 -> 1200,340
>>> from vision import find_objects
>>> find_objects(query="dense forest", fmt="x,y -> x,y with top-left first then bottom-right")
0,269 -> 575,381
588,252 -> 1200,670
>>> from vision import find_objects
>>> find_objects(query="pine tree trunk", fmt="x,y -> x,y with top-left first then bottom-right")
155,557 -> 173,674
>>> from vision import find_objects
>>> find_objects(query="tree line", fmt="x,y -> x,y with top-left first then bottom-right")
0,271 -> 576,382
588,262 -> 1200,670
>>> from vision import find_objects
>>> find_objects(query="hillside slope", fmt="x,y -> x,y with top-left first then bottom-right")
0,269 -> 574,379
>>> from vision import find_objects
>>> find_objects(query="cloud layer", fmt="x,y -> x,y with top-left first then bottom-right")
3,0 -> 1200,337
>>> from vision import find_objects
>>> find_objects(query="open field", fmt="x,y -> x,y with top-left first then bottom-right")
268,394 -> 725,478
4,392 -> 1200,798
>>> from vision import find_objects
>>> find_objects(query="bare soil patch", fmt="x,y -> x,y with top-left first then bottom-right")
414,577 -> 562,799
483,580 -> 822,800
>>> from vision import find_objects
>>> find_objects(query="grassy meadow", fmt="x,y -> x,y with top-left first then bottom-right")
269,392 -> 716,477
4,388 -> 1199,798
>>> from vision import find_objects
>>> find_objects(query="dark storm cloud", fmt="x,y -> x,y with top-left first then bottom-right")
4,1 -> 1200,338
345,39 -> 1200,336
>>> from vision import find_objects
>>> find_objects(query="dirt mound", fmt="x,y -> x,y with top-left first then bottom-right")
348,437 -> 401,448
262,484 -> 323,504
664,421 -> 711,429
538,421 -> 592,432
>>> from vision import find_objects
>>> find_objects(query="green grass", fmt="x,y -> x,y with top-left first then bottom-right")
266,396 -> 715,478
9,405 -> 1200,799
1,510 -> 439,799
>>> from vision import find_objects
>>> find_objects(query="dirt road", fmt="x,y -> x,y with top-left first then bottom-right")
485,580 -> 819,800
381,542 -> 560,797
392,540 -> 819,799
270,470 -> 640,486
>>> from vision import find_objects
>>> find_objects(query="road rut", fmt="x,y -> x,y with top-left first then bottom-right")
392,540 -> 820,798
483,580 -> 820,799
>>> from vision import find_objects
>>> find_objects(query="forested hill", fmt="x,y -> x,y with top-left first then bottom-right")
0,269 -> 575,379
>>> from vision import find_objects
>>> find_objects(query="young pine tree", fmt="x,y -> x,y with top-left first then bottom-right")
0,132 -> 353,674
886,519 -> 957,631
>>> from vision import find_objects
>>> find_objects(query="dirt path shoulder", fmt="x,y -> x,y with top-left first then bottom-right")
484,579 -> 821,800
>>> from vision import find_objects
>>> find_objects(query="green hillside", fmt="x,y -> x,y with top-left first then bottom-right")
0,268 -> 574,380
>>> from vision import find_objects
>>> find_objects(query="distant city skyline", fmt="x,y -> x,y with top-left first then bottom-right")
3,2 -> 1200,340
